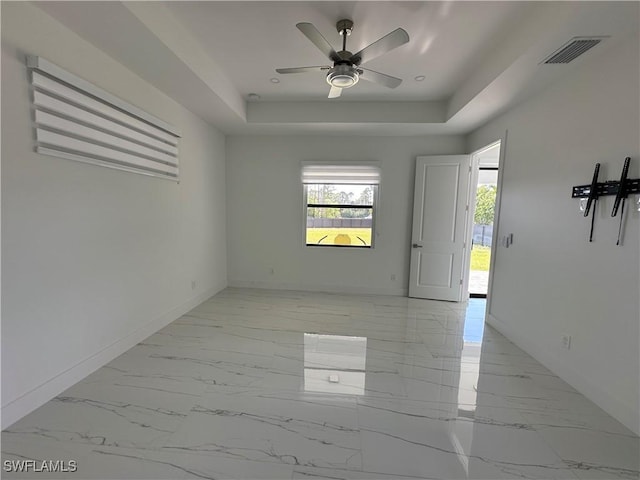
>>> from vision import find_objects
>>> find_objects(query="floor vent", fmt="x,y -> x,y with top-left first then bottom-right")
542,37 -> 607,64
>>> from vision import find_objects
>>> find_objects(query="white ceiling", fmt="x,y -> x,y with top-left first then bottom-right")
35,1 -> 639,136
165,1 -> 527,101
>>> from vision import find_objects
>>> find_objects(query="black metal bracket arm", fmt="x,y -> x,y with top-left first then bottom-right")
578,162 -> 600,218
571,157 -> 638,244
612,157 -> 631,217
572,158 -> 639,208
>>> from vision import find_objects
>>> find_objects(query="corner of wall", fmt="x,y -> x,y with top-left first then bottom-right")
486,313 -> 640,436
1,284 -> 225,430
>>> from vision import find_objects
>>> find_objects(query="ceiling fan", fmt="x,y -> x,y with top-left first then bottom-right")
276,19 -> 409,98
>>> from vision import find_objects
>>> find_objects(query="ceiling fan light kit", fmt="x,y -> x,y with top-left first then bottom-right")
327,64 -> 359,88
276,18 -> 409,98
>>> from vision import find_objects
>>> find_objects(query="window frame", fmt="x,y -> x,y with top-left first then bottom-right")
303,183 -> 378,249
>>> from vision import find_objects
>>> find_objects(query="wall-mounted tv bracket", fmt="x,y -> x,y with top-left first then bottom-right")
571,157 -> 639,244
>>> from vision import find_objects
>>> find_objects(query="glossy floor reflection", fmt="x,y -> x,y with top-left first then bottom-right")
3,288 -> 638,479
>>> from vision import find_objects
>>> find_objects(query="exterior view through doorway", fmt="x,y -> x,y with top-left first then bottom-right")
468,142 -> 501,298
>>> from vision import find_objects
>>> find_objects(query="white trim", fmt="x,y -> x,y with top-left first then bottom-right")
485,133 -> 507,316
1,284 -> 225,430
465,136 -> 505,305
486,313 -> 639,436
461,154 -> 479,301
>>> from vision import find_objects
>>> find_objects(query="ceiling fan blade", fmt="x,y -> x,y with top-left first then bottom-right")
276,66 -> 330,74
296,23 -> 341,62
359,67 -> 403,89
328,86 -> 342,98
350,28 -> 409,65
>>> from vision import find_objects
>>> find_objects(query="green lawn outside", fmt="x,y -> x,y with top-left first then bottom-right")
306,228 -> 372,246
306,228 -> 491,267
470,245 -> 491,271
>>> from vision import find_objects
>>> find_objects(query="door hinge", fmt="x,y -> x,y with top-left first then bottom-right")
460,278 -> 464,285
465,205 -> 469,211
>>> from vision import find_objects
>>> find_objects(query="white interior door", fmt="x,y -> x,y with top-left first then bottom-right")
409,155 -> 471,301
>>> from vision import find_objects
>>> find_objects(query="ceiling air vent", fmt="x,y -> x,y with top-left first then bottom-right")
542,36 -> 608,64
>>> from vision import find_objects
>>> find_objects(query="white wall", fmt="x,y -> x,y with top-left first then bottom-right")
226,135 -> 465,296
468,30 -> 639,434
1,3 -> 227,428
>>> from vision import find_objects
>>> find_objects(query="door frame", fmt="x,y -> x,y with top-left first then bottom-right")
463,134 -> 507,311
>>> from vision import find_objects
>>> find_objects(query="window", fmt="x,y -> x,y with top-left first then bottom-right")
302,164 -> 379,248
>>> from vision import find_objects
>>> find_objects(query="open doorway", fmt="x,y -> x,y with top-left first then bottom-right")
468,142 -> 500,298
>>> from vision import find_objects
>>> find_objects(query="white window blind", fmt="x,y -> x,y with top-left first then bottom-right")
302,163 -> 381,185
27,56 -> 180,181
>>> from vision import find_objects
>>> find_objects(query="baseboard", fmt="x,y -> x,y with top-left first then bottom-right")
486,313 -> 639,436
228,280 -> 407,297
1,283 -> 225,430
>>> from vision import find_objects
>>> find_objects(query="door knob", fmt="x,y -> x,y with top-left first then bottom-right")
412,243 -> 422,248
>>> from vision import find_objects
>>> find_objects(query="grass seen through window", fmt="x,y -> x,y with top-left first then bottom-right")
306,228 -> 372,246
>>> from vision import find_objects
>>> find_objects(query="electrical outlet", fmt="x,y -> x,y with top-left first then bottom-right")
191,280 -> 196,290
390,274 -> 396,281
561,335 -> 572,350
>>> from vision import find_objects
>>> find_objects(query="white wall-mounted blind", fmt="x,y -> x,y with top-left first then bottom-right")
27,56 -> 180,181
302,163 -> 381,185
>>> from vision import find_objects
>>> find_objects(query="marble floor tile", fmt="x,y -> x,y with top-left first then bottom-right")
4,381 -> 194,449
78,446 -> 296,479
2,288 -> 638,479
292,465 -> 430,479
1,437 -> 93,479
527,420 -> 639,479
356,396 -> 578,479
164,388 -> 362,470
